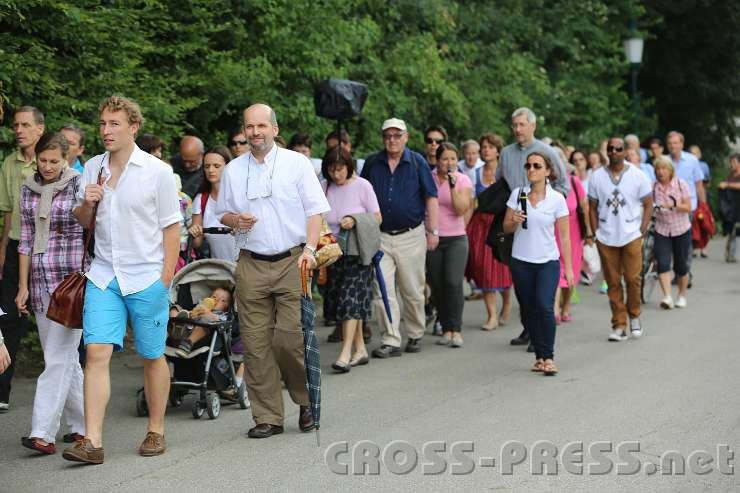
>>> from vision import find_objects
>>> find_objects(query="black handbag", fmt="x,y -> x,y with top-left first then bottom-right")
482,179 -> 513,266
571,175 -> 588,238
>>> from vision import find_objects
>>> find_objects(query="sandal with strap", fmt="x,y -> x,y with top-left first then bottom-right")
542,360 -> 558,376
531,359 -> 545,372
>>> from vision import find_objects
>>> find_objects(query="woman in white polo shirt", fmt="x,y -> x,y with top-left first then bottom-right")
504,152 -> 573,376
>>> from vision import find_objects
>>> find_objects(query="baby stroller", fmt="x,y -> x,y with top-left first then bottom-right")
135,258 -> 248,420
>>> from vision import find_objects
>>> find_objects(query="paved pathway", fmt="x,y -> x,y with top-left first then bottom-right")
1,239 -> 738,492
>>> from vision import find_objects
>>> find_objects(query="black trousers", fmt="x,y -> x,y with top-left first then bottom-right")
0,240 -> 30,403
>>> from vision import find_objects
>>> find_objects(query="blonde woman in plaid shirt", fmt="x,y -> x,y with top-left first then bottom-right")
652,156 -> 692,309
15,132 -> 86,455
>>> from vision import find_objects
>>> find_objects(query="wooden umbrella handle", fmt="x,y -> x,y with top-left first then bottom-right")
300,260 -> 312,297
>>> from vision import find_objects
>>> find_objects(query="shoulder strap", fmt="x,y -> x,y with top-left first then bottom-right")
200,191 -> 209,213
571,174 -> 580,201
81,167 -> 105,272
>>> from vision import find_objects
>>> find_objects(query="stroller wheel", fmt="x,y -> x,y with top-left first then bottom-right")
206,392 -> 221,419
192,399 -> 205,419
237,382 -> 250,410
136,389 -> 149,417
169,388 -> 184,408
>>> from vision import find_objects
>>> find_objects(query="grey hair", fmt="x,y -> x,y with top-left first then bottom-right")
624,134 -> 639,145
181,135 -> 205,153
461,139 -> 480,152
667,131 -> 685,143
16,106 -> 45,126
269,108 -> 277,125
512,107 -> 536,124
61,123 -> 86,147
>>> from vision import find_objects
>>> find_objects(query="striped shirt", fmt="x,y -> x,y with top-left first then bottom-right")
18,176 -> 87,313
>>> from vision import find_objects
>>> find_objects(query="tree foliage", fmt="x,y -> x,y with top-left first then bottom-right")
0,0 -> 692,160
641,0 -> 740,163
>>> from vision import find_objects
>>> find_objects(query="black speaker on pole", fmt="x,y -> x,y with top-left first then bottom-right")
314,79 -> 368,120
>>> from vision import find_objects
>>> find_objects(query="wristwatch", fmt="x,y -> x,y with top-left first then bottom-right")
428,229 -> 439,236
0,330 -> 4,347
304,244 -> 318,257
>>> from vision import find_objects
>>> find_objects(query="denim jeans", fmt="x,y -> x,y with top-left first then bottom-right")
510,258 -> 560,360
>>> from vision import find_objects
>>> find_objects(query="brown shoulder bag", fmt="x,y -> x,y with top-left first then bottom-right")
47,168 -> 104,328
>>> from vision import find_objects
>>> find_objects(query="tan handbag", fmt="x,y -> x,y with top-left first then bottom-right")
314,220 -> 342,269
46,168 -> 104,329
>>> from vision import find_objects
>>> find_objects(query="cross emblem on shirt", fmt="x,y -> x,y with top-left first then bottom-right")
606,189 -> 627,216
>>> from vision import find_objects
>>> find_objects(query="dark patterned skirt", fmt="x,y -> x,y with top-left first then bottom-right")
323,256 -> 373,321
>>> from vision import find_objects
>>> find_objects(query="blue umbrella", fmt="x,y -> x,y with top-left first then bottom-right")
372,251 -> 393,324
300,264 -> 321,445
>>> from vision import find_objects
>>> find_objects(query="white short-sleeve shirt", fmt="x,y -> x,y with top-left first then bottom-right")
506,184 -> 569,264
588,164 -> 652,247
214,145 -> 331,255
193,193 -> 237,261
76,145 -> 183,295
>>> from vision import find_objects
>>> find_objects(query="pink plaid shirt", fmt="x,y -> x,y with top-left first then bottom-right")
653,177 -> 691,237
18,176 -> 87,313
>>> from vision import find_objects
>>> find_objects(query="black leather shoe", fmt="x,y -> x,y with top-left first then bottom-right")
526,343 -> 535,353
371,345 -> 402,358
405,337 -> 422,353
247,423 -> 284,439
510,330 -> 530,346
327,325 -> 342,343
299,406 -> 315,432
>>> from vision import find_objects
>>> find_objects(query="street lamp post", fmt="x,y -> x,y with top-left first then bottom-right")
623,28 -> 644,136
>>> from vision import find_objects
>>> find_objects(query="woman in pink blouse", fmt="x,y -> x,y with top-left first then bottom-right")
428,143 -> 472,347
652,156 -> 692,309
15,133 -> 86,454
322,147 -> 381,372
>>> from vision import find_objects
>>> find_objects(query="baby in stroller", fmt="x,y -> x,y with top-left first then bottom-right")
170,287 -> 232,358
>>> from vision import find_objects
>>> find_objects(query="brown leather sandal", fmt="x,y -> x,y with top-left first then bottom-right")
542,360 -> 558,376
531,359 -> 545,372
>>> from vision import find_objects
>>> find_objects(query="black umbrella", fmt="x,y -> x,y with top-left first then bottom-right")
300,264 -> 321,445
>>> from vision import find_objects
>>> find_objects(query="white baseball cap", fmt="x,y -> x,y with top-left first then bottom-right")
381,118 -> 407,132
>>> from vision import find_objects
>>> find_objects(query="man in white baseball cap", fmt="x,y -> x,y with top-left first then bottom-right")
360,118 -> 439,358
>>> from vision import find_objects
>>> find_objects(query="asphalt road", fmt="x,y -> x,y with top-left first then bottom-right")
1,239 -> 738,493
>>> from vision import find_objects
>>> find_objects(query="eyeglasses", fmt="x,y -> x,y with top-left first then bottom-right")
425,138 -> 444,145
246,149 -> 278,200
383,132 -> 405,141
524,162 -> 545,170
230,139 -> 248,146
607,146 -> 624,153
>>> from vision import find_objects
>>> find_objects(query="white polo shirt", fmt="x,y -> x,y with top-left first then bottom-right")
215,144 -> 331,255
588,164 -> 651,247
506,184 -> 569,264
76,145 -> 183,295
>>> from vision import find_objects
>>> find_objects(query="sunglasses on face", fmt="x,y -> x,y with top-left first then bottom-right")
230,139 -> 248,146
383,133 -> 405,141
524,162 -> 545,170
425,138 -> 444,145
607,146 -> 624,153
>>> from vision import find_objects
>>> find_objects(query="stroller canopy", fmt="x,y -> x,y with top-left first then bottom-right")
169,258 -> 237,306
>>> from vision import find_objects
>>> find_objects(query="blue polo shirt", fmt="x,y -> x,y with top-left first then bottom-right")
361,148 -> 437,232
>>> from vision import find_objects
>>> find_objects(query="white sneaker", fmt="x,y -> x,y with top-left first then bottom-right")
608,329 -> 628,342
630,319 -> 643,338
0,402 -> 8,412
674,296 -> 687,308
660,296 -> 674,309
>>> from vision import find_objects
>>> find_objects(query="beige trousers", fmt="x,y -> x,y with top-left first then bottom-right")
597,237 -> 643,329
235,248 -> 309,426
373,224 -> 427,347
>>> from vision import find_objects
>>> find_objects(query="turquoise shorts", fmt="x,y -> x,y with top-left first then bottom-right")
83,277 -> 169,359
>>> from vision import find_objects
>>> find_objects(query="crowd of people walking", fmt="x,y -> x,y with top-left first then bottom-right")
0,97 -> 737,463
